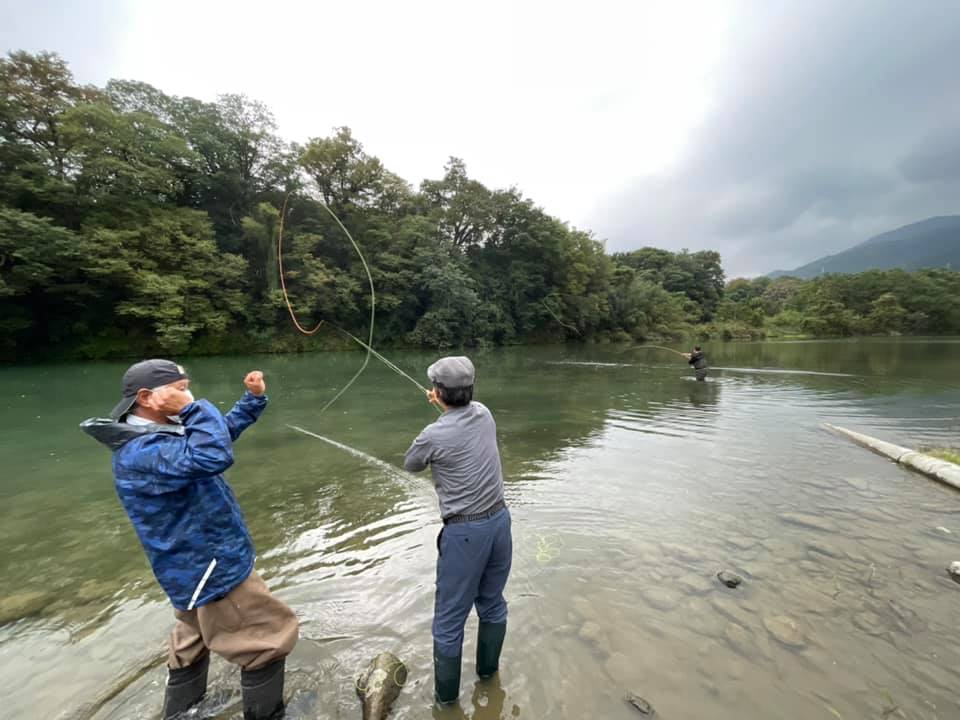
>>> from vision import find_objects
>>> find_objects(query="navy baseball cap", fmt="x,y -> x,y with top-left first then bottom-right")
110,359 -> 189,419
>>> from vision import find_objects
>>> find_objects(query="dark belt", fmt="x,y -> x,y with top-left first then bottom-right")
443,499 -> 506,525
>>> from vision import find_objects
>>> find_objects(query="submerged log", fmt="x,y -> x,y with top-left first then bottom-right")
823,424 -> 960,491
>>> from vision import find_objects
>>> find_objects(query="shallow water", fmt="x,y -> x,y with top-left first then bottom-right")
1,339 -> 959,719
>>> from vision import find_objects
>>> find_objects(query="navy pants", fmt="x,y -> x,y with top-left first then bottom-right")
433,508 -> 512,657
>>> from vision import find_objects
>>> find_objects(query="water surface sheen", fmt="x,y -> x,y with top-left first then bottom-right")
1,339 -> 958,719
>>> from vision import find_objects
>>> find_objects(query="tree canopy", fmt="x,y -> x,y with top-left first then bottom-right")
1,51 -> 958,362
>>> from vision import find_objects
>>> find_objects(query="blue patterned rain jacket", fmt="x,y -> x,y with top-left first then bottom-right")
81,393 -> 266,610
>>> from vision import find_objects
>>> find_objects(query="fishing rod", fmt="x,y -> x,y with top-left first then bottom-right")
277,194 -> 433,410
541,299 -> 580,335
635,344 -> 687,357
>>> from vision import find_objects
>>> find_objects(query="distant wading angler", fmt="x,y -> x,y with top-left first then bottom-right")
404,356 -> 513,705
684,346 -> 708,381
80,360 -> 298,720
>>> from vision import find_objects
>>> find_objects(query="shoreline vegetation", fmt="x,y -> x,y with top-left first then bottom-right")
2,51 -> 960,364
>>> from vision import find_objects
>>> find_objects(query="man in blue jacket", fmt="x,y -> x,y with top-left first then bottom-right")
81,359 -> 298,719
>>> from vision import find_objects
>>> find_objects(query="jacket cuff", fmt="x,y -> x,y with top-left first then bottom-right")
243,390 -> 268,405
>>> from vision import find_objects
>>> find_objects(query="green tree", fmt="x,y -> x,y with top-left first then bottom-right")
868,292 -> 908,334
83,209 -> 248,352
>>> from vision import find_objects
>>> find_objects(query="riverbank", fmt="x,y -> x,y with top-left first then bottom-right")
7,328 -> 960,365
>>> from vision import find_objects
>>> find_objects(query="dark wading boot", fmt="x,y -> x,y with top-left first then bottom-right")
241,658 -> 285,720
476,622 -> 506,679
433,642 -> 461,705
163,653 -> 210,719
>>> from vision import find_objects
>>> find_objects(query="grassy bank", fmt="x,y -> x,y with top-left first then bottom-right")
927,449 -> 960,465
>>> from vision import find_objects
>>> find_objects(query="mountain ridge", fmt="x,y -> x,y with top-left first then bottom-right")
769,216 -> 960,278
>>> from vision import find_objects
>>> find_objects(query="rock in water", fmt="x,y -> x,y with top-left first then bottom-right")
356,652 -> 407,720
948,561 -> 960,584
625,692 -> 655,715
717,571 -> 743,589
763,615 -> 807,649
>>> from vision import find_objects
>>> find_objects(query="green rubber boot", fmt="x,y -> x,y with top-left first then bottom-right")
476,622 -> 506,679
433,643 -> 462,705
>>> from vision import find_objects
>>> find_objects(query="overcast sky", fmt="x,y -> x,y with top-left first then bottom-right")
2,0 -> 959,276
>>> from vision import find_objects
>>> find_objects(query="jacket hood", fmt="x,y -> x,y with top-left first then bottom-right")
80,417 -> 185,451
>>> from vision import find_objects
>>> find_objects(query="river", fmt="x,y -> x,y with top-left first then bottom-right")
1,338 -> 958,719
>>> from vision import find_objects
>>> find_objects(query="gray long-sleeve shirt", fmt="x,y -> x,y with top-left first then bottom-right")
404,401 -> 505,519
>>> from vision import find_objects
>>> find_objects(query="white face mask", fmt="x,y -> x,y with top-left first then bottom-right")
164,389 -> 194,422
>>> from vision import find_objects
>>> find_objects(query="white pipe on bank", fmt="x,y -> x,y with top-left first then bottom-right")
823,423 -> 960,491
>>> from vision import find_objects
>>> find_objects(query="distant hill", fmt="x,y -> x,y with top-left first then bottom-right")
769,216 -> 960,278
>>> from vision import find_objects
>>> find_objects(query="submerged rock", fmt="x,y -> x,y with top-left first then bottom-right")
625,692 -> 655,715
578,620 -> 610,656
717,571 -> 743,589
640,588 -> 681,612
571,595 -> 599,622
806,541 -> 844,559
726,535 -> 757,552
677,574 -> 715,596
779,513 -> 839,534
852,611 -> 887,636
763,615 -> 806,648
0,591 -> 49,625
843,477 -> 871,492
660,542 -> 703,564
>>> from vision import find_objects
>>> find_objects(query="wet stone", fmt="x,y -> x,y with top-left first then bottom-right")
625,692 -> 655,715
763,615 -> 807,648
948,561 -> 960,584
717,571 -> 743,588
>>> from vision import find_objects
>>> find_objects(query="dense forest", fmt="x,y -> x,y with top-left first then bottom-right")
2,51 -> 959,362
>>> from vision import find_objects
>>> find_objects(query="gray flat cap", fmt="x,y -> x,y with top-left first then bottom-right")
427,356 -> 475,387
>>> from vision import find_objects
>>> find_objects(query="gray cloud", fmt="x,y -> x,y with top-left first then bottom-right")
588,0 -> 960,276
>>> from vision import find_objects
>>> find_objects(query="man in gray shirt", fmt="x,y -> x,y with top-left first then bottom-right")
404,356 -> 512,706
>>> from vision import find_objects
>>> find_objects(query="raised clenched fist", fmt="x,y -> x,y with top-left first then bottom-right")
244,371 -> 266,396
